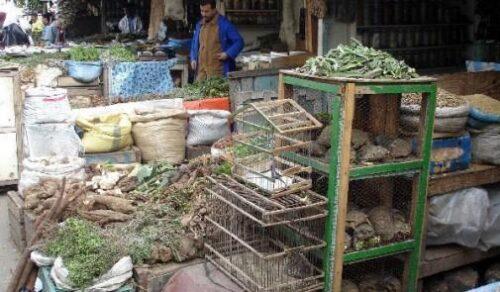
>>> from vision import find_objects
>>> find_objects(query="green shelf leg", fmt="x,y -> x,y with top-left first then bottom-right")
323,94 -> 344,292
406,85 -> 437,291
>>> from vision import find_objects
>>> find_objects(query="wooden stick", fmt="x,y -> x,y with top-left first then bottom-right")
8,178 -> 68,292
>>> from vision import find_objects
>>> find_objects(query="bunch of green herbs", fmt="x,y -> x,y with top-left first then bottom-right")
175,77 -> 229,100
299,39 -> 418,79
101,44 -> 136,62
69,46 -> 101,62
44,218 -> 122,288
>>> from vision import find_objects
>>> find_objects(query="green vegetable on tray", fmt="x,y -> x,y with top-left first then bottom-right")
298,39 -> 418,80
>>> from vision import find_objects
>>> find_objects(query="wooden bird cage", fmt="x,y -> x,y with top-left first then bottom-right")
232,99 -> 322,197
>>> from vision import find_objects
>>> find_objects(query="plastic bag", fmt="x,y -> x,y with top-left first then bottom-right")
131,109 -> 187,163
186,110 -> 230,146
427,187 -> 489,248
471,124 -> 500,165
50,256 -> 133,292
24,87 -> 73,124
479,185 -> 500,251
65,61 -> 103,83
76,114 -> 133,154
24,123 -> 83,158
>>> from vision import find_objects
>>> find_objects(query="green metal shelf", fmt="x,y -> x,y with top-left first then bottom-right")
282,152 -> 422,180
344,240 -> 416,264
279,70 -> 437,292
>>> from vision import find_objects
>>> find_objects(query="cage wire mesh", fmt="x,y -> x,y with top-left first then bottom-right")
233,99 -> 322,198
291,89 -> 427,168
205,175 -> 327,292
342,255 -> 406,292
310,173 -> 415,253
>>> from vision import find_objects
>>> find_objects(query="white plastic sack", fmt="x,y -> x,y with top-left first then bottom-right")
24,123 -> 83,158
427,187 -> 490,248
34,64 -> 63,88
18,156 -> 86,195
51,256 -> 133,292
24,87 -> 73,124
472,125 -> 500,165
480,185 -> 500,251
187,110 -> 231,146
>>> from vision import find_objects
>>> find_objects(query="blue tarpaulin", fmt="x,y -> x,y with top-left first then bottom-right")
108,59 -> 176,99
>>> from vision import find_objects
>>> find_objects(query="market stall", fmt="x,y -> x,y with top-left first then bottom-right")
2,0 -> 500,291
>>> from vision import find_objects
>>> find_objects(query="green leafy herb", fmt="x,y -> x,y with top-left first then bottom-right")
69,46 -> 101,62
45,218 -> 121,288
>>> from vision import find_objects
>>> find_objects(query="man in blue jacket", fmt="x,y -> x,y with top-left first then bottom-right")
190,0 -> 244,81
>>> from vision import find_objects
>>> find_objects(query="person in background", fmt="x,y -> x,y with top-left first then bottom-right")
41,13 -> 57,45
118,4 -> 143,34
190,0 -> 243,81
0,11 -> 30,47
30,13 -> 44,43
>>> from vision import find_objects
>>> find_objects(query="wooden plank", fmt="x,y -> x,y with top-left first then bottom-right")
420,245 -> 500,278
8,208 -> 26,251
428,164 -> 500,196
147,0 -> 165,40
66,87 -> 102,97
305,0 -> 315,53
57,76 -> 99,87
332,83 -> 355,292
278,72 -> 293,100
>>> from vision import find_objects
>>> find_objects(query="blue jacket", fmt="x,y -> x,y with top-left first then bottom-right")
190,15 -> 244,76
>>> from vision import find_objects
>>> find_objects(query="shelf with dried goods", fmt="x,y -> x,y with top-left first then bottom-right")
223,0 -> 281,26
278,69 -> 437,291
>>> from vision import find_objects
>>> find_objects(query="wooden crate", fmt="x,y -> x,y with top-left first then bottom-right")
24,210 -> 37,245
7,191 -> 25,251
228,69 -> 279,112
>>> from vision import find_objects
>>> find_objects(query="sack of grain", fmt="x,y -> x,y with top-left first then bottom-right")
463,94 -> 500,123
18,156 -> 86,195
76,114 -> 133,154
401,90 -> 470,134
131,109 -> 187,163
186,110 -> 231,146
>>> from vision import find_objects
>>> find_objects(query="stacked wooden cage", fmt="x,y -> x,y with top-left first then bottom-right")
205,99 -> 330,291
